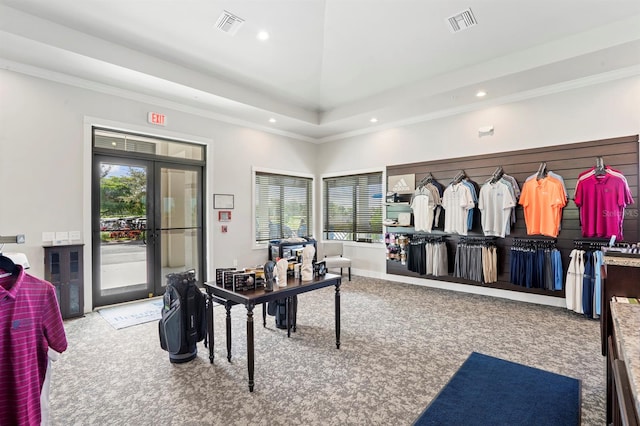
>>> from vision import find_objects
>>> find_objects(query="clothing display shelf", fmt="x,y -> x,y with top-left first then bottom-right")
385,134 -> 639,298
44,244 -> 84,319
385,202 -> 414,232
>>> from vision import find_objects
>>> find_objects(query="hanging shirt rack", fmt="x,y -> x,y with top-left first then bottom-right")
594,157 -> 606,176
417,172 -> 434,187
451,170 -> 466,185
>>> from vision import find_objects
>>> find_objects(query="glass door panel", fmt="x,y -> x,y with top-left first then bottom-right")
93,157 -> 154,306
160,229 -> 199,281
157,165 -> 202,293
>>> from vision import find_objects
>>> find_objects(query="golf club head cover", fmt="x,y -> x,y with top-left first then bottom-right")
263,260 -> 276,291
301,245 -> 315,281
276,258 -> 288,286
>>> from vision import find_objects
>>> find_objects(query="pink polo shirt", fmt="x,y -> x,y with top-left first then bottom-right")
574,173 -> 634,240
0,266 -> 67,426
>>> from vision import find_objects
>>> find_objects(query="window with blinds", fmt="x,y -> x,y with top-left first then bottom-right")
255,171 -> 313,243
323,172 -> 383,242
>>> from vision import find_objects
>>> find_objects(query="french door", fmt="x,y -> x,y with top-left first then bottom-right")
155,162 -> 203,289
93,156 -> 153,307
92,139 -> 204,308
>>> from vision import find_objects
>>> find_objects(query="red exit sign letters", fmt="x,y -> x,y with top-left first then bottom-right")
147,112 -> 166,126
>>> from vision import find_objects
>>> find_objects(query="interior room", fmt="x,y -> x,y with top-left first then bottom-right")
1,1 -> 639,425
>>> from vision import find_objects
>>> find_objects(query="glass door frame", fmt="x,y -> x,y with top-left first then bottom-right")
92,154 -> 156,307
153,161 -> 205,295
91,147 -> 207,308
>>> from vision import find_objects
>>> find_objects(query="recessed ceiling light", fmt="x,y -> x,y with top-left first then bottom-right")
370,117 -> 378,123
257,31 -> 269,41
476,90 -> 487,97
269,118 -> 276,123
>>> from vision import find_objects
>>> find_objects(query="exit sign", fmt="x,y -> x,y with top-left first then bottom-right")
147,112 -> 166,126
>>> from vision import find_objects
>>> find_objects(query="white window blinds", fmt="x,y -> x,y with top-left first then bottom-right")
323,172 -> 383,242
255,172 -> 312,243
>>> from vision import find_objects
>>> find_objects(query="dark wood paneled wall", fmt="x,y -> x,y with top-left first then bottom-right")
386,135 -> 639,297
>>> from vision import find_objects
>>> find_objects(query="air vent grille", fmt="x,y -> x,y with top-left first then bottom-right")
216,10 -> 245,36
446,8 -> 477,33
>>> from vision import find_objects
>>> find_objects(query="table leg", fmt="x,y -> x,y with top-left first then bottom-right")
225,302 -> 232,362
335,281 -> 341,349
246,303 -> 255,392
263,302 -> 267,327
207,294 -> 215,363
286,296 -> 291,338
293,296 -> 297,332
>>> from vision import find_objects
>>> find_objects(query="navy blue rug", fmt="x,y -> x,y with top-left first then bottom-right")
413,352 -> 580,426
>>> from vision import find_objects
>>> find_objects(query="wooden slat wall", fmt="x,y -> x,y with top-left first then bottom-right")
386,135 -> 640,297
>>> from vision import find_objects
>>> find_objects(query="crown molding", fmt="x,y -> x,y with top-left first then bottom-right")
0,59 -> 318,143
2,58 -> 638,144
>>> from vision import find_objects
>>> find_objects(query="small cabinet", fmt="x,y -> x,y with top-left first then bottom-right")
602,259 -> 640,425
601,262 -> 640,355
44,244 -> 84,319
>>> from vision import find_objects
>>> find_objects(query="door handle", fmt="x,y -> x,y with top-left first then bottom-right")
146,231 -> 160,244
142,230 -> 153,245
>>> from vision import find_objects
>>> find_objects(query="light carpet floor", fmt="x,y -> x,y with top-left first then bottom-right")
50,276 -> 605,425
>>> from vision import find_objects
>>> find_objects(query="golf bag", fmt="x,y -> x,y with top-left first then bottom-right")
158,270 -> 206,363
267,296 -> 297,330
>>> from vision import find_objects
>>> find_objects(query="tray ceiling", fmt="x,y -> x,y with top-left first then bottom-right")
1,0 -> 639,141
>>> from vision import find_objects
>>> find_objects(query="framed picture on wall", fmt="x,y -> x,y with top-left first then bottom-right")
214,194 -> 234,209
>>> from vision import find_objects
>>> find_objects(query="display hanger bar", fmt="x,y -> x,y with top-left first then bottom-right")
513,236 -> 556,241
0,235 -> 25,244
459,236 -> 497,241
573,238 -> 611,244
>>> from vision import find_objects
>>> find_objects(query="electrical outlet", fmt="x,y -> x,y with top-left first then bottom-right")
233,259 -> 238,267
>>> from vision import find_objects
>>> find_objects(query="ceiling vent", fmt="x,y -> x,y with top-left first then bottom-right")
446,8 -> 477,33
216,10 -> 245,36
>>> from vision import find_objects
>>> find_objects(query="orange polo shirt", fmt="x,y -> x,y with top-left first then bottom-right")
518,176 -> 566,237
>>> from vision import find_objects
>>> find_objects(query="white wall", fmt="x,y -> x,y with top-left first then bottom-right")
0,69 -> 317,311
2,69 -> 638,311
317,75 -> 640,305
318,76 -> 640,171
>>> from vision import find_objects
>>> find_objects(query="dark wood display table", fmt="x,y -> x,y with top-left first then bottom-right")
203,273 -> 342,392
